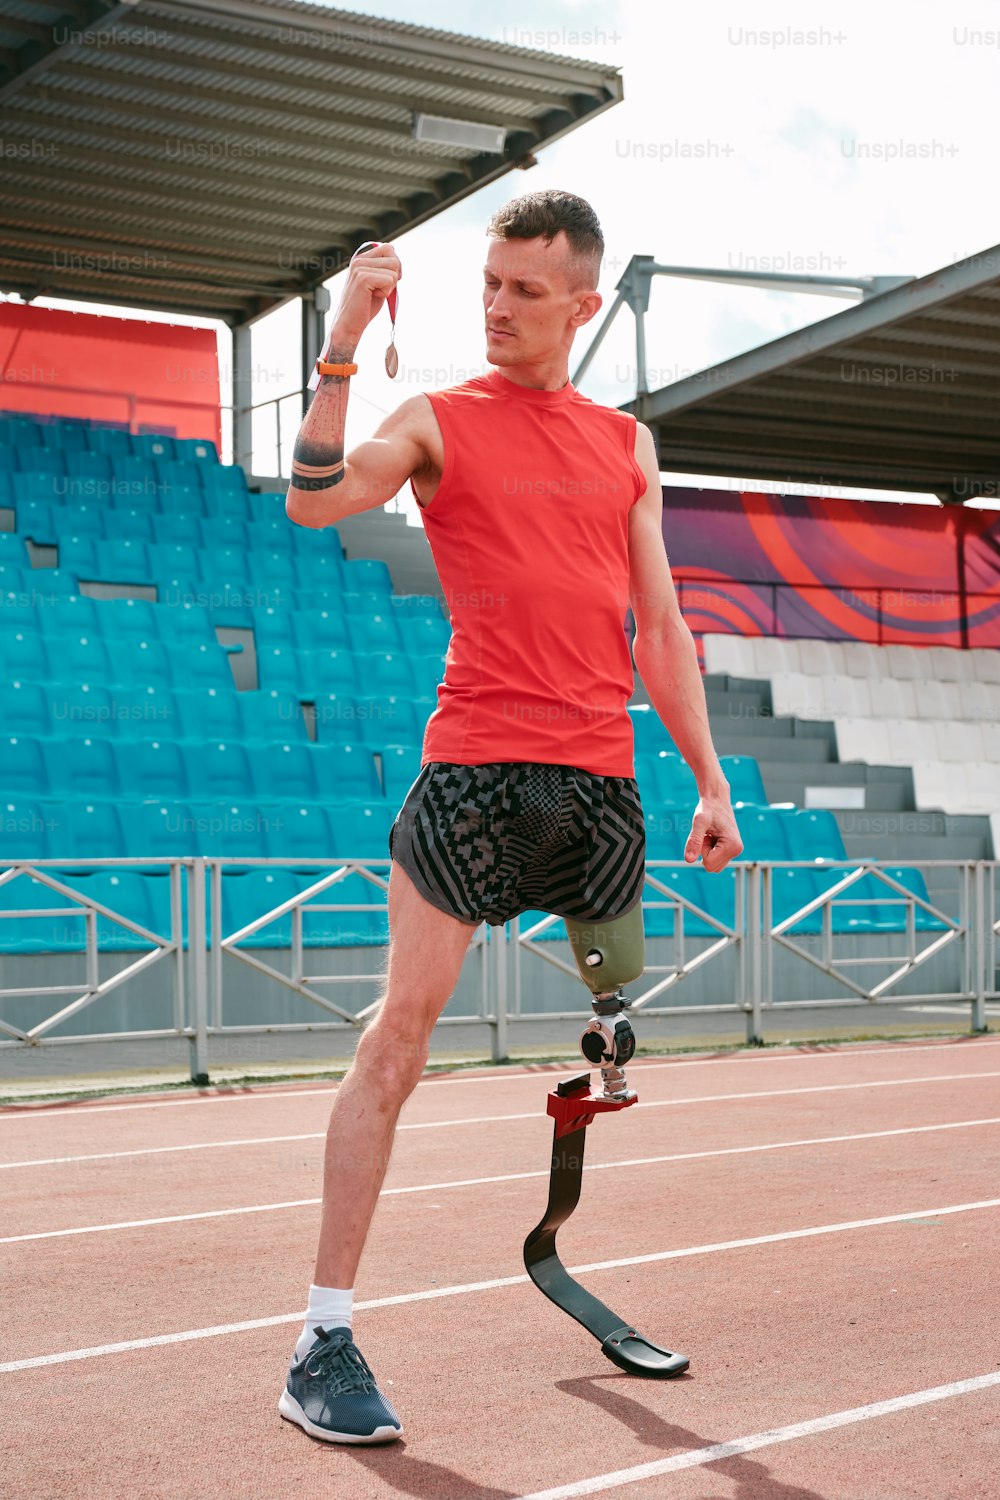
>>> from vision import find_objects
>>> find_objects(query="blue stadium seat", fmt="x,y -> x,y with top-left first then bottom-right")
203,464 -> 247,494
205,545 -> 251,589
47,734 -> 119,795
0,630 -> 50,679
43,422 -> 89,453
341,558 -> 392,593
48,681 -> 113,736
172,643 -> 233,691
131,433 -> 176,462
92,597 -> 158,642
155,514 -> 205,547
380,743 -> 423,802
639,750 -> 698,808
158,600 -> 213,646
174,436 -> 218,464
0,417 -> 41,448
628,705 -> 676,755
643,866 -> 723,938
309,648 -> 360,695
340,587 -> 394,617
202,517 -> 249,551
186,799 -> 268,862
1,681 -> 50,738
314,742 -> 381,801
720,755 -> 768,806
253,549 -> 297,592
131,800 -> 192,859
0,734 -> 48,793
81,871 -> 159,952
403,613 -> 451,653
192,740 -> 255,799
259,801 -> 332,864
115,456 -> 158,490
18,448 -> 66,477
257,643 -> 298,695
347,610 -> 403,653
0,796 -> 53,861
0,872 -> 85,953
111,476 -> 161,514
412,652 -> 448,699
295,554 -> 345,592
237,689 -> 306,742
0,532 -> 29,563
202,486 -> 251,521
358,651 -> 417,697
31,567 -> 80,593
247,741 -> 317,802
826,865 -> 947,934
255,516 -> 295,551
791,808 -> 847,861
59,799 -> 126,864
0,562 -> 26,591
221,868 -> 300,947
148,541 -> 201,581
732,806 -> 793,862
116,738 -> 190,799
254,609 -> 296,652
157,459 -> 203,491
86,425 -> 132,457
61,634 -> 116,684
644,805 -> 687,859
0,588 -> 39,631
768,867 -> 825,934
113,509 -> 156,542
74,451 -> 113,483
58,536 -> 98,578
291,609 -> 351,653
328,799 -> 388,860
175,686 -> 244,742
248,491 -> 287,522
105,683 -> 178,739
344,693 -> 424,749
15,497 -> 55,542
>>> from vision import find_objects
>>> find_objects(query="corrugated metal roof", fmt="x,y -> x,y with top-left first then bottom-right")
628,247 -> 1000,501
0,0 -> 623,323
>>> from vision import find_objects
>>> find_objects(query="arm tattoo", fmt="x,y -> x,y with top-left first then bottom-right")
290,440 -> 345,492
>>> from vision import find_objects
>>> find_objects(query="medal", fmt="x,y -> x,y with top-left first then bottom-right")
354,241 -> 400,380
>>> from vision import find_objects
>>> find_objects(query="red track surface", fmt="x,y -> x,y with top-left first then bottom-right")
2,1036 -> 999,1498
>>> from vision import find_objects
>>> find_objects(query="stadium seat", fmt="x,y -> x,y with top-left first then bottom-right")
116,739 -> 190,799
642,866 -> 723,938
81,871 -> 159,952
329,799 -> 390,861
628,704 -> 676,754
175,436 -> 219,464
19,448 -> 66,478
790,808 -> 846,861
174,686 -> 243,742
259,801 -> 333,864
59,799 -> 126,864
0,735 -> 48,793
719,754 -> 768,806
155,513 -> 205,548
732,806 -> 792,862
194,741 -> 256,800
131,433 -> 176,462
291,609 -> 351,653
0,796 -> 53,861
310,648 -> 359,695
237,690 -> 306,743
357,651 -> 417,697
347,610 -> 403,653
86,426 -> 132,457
92,597 -> 159,642
379,743 -> 422,802
47,734 -> 119,795
0,871 -> 85,953
221,868 -> 300,947
643,805 -> 687,859
247,742 -> 317,802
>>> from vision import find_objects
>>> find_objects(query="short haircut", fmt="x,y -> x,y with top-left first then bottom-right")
486,189 -> 604,291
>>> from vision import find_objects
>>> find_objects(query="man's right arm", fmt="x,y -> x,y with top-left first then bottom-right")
285,381 -> 430,530
285,240 -> 425,529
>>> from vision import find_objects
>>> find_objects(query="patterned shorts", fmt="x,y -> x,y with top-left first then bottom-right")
388,761 -> 646,928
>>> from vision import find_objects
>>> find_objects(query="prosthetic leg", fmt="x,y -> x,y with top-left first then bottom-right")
522,902 -> 689,1377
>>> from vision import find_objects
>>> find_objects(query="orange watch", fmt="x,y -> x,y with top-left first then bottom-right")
315,359 -> 358,377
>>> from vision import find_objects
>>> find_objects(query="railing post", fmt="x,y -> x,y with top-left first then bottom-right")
973,860 -> 987,1033
492,921 -> 509,1063
746,862 -> 764,1044
188,857 -> 210,1083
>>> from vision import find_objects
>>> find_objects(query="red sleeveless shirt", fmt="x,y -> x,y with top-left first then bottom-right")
411,368 -> 646,777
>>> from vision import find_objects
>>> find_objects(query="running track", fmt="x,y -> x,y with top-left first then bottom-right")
2,1035 -> 999,1498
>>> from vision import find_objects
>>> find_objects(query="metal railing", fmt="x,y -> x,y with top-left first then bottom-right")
0,856 -> 994,1082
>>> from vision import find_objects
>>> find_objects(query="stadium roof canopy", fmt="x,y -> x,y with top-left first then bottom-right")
627,247 -> 1000,502
0,0 -> 623,325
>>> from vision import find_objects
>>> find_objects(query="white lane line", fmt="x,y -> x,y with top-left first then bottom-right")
3,1115 -> 999,1242
514,1371 -> 1000,1500
3,1036 -> 998,1120
2,1069 -> 998,1169
3,1196 -> 999,1374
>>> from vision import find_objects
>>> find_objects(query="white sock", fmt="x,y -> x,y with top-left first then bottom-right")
293,1284 -> 354,1363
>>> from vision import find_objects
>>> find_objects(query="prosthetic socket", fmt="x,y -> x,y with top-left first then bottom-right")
564,901 -> 645,1101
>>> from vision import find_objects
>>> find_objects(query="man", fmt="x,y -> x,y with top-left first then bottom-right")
280,189 -> 742,1444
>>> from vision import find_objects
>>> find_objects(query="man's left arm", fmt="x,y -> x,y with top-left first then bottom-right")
626,422 -> 743,873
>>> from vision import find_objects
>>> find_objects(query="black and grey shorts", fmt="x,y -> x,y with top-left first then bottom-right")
388,761 -> 646,928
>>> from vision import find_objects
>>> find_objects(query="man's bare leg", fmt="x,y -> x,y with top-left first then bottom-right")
313,860 -> 479,1287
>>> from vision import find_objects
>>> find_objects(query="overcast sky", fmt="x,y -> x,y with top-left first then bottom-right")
9,0 -> 1000,516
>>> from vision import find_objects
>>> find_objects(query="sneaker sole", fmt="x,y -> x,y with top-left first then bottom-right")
278,1389 -> 403,1444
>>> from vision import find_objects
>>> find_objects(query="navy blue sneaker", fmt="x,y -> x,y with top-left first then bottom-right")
279,1325 -> 403,1444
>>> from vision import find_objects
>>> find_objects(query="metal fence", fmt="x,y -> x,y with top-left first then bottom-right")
0,856 -> 995,1082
